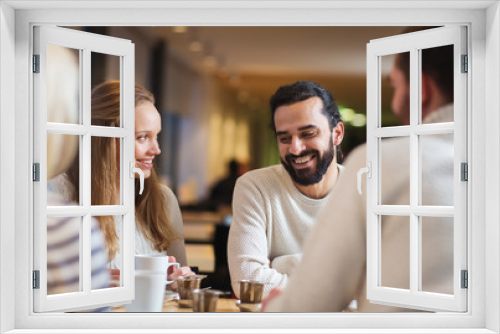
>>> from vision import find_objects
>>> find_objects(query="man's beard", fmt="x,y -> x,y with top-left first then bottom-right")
281,139 -> 335,186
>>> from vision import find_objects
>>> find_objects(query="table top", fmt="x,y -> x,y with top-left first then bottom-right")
163,297 -> 240,312
113,295 -> 241,313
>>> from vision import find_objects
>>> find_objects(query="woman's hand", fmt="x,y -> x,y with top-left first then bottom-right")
166,256 -> 195,291
261,287 -> 282,312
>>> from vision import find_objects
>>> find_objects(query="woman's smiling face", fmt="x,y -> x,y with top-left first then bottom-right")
134,101 -> 162,179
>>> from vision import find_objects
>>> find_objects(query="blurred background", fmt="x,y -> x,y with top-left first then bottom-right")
67,26 -> 414,293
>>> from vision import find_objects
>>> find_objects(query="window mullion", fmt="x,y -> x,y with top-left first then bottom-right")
409,48 -> 420,295
81,47 -> 92,295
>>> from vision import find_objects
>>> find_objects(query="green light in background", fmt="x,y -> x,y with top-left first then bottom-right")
339,106 -> 366,127
339,107 -> 355,122
351,114 -> 367,127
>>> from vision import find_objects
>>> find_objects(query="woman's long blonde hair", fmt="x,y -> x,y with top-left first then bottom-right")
66,81 -> 179,260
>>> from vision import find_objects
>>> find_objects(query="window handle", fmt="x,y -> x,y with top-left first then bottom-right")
357,162 -> 372,195
130,161 -> 144,195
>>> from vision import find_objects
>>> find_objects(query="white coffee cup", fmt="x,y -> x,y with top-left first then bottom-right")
125,255 -> 180,312
134,254 -> 180,284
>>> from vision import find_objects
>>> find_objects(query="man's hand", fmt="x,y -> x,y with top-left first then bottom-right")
261,287 -> 282,312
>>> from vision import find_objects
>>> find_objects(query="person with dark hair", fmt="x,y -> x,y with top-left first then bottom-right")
264,28 -> 455,312
209,159 -> 242,211
227,81 -> 345,298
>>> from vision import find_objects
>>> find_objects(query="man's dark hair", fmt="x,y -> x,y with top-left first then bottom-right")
269,81 -> 343,163
269,81 -> 342,132
395,27 -> 454,102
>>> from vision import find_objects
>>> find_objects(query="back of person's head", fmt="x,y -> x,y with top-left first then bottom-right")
395,27 -> 454,103
269,81 -> 342,132
229,159 -> 240,176
46,45 -> 79,180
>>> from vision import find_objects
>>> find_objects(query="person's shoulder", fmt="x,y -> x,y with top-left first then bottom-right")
237,165 -> 283,185
159,182 -> 177,201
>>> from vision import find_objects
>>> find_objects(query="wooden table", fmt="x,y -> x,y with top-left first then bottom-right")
163,297 -> 240,312
113,295 -> 241,312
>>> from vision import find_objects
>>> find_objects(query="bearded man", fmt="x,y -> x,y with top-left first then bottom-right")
227,81 -> 345,298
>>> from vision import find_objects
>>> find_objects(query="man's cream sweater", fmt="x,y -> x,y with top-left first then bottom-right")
227,164 -> 342,298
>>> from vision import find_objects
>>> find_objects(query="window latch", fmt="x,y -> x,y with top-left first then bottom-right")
130,161 -> 144,195
357,161 -> 372,195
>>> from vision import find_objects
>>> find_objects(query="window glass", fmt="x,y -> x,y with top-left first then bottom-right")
420,45 -> 454,124
47,134 -> 81,206
421,216 -> 454,294
91,137 -> 122,205
420,133 -> 454,206
46,44 -> 80,124
92,215 -> 121,290
381,137 -> 410,205
47,216 -> 82,295
380,52 -> 409,127
381,215 -> 410,290
91,52 -> 121,127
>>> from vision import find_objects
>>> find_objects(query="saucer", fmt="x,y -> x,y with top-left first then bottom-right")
178,299 -> 193,308
234,299 -> 261,312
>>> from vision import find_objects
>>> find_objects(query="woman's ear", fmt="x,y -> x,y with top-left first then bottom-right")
333,122 -> 345,146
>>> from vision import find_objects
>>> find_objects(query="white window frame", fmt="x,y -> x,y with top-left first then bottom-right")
365,26 -> 468,312
33,25 -> 136,312
1,1 -> 498,333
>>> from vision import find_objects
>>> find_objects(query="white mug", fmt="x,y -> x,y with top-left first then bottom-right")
134,254 -> 180,285
125,255 -> 180,312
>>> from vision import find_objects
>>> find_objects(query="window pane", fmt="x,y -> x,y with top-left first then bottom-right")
421,216 -> 454,294
380,52 -> 409,127
91,137 -> 121,205
91,215 -> 116,290
47,216 -> 82,295
420,133 -> 454,206
381,215 -> 409,290
91,52 -> 121,127
47,134 -> 81,205
420,45 -> 454,124
47,44 -> 80,124
381,137 -> 410,205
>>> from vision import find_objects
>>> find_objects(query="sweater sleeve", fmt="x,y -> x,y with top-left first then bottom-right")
265,146 -> 367,312
163,186 -> 188,267
227,175 -> 288,299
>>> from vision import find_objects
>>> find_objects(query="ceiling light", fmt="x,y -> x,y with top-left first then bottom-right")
189,41 -> 203,52
203,55 -> 217,67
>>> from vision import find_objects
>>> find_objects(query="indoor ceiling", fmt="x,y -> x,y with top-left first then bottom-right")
149,26 -> 410,115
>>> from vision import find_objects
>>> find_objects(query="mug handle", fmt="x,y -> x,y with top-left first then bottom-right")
165,262 -> 180,285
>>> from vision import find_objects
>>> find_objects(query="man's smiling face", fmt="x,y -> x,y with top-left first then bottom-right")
275,97 -> 337,186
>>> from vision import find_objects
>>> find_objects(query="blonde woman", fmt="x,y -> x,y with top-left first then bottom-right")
53,81 -> 193,288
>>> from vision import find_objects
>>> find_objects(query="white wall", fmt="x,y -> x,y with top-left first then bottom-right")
0,2 -> 16,333
166,52 -> 254,203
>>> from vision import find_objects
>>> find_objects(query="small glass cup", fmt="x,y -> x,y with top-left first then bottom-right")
176,275 -> 206,308
192,289 -> 222,312
239,280 -> 264,304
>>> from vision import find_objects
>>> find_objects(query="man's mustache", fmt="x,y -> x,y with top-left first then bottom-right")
285,150 -> 317,163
